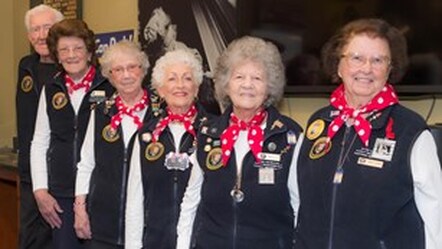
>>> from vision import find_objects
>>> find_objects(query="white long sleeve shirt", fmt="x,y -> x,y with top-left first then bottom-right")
175,128 -> 304,249
75,107 -> 147,196
409,130 -> 442,249
31,86 -> 86,191
176,129 -> 442,249
125,123 -> 187,249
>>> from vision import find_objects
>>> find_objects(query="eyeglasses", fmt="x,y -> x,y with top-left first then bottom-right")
110,64 -> 141,76
29,24 -> 52,34
57,46 -> 87,56
341,53 -> 391,70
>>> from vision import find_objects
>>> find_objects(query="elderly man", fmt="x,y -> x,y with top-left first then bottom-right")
16,4 -> 63,249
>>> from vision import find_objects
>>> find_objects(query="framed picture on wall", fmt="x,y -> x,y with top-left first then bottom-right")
30,0 -> 82,19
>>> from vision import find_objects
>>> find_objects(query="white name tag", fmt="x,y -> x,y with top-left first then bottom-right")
357,157 -> 384,169
259,152 -> 281,162
259,167 -> 274,185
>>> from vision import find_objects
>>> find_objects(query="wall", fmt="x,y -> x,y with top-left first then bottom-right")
1,0 -> 442,149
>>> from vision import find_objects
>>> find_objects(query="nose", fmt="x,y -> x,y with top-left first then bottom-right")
37,28 -> 48,40
67,49 -> 77,58
360,59 -> 373,72
122,68 -> 131,77
241,76 -> 254,88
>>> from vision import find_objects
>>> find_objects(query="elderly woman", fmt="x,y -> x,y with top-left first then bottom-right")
176,36 -> 303,249
73,40 -> 152,249
30,19 -> 113,249
124,49 -> 211,249
294,18 -> 442,249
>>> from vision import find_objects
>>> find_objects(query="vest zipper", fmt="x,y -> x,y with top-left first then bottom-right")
117,147 -> 129,244
173,170 -> 179,238
379,240 -> 388,249
73,114 -> 79,172
327,126 -> 353,249
232,200 -> 238,249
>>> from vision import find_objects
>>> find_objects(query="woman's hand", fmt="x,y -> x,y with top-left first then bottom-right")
33,189 -> 63,229
74,201 -> 92,239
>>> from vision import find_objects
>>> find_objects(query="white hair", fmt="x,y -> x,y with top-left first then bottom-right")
100,40 -> 150,79
24,4 -> 64,31
151,49 -> 204,89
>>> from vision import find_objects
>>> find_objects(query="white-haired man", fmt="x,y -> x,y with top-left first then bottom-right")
16,4 -> 63,249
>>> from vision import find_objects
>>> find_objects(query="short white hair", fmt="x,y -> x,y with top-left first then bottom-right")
151,49 -> 204,89
100,40 -> 150,80
24,4 -> 64,31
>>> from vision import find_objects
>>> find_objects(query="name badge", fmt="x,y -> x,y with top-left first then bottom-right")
259,152 -> 280,161
89,90 -> 106,103
357,157 -> 384,169
165,152 -> 190,171
257,152 -> 282,169
371,138 -> 396,161
259,167 -> 274,185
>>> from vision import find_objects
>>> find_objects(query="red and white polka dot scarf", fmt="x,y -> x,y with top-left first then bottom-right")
110,89 -> 148,131
327,84 -> 398,146
220,110 -> 267,166
152,105 -> 197,142
64,66 -> 95,95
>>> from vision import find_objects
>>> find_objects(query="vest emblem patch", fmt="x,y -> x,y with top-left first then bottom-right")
102,124 -> 120,143
206,147 -> 223,170
145,142 -> 165,161
309,136 -> 332,159
306,119 -> 325,140
52,92 -> 68,110
21,75 -> 33,93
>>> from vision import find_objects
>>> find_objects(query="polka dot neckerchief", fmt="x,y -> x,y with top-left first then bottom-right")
110,89 -> 149,132
327,84 -> 398,147
220,110 -> 267,166
152,104 -> 197,143
64,66 -> 95,95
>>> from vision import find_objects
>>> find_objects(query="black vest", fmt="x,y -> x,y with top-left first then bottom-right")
16,53 -> 58,183
138,105 -> 210,249
194,106 -> 302,249
87,96 -> 152,245
44,70 -> 113,197
295,104 -> 426,249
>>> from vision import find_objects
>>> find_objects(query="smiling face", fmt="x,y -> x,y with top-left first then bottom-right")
227,60 -> 268,116
156,62 -> 198,114
57,36 -> 91,80
27,11 -> 58,60
108,52 -> 144,97
338,34 -> 391,107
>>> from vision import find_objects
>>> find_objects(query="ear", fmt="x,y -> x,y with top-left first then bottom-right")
27,33 -> 33,43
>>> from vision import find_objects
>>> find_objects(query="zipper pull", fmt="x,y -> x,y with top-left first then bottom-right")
333,167 -> 344,184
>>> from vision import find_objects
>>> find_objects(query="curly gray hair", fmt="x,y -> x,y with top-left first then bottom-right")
213,36 -> 285,108
151,49 -> 204,89
100,40 -> 149,79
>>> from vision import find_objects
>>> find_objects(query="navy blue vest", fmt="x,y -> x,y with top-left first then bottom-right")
139,105 -> 210,249
295,104 -> 426,249
44,70 -> 113,197
87,97 -> 151,245
194,106 -> 302,249
16,53 -> 58,183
